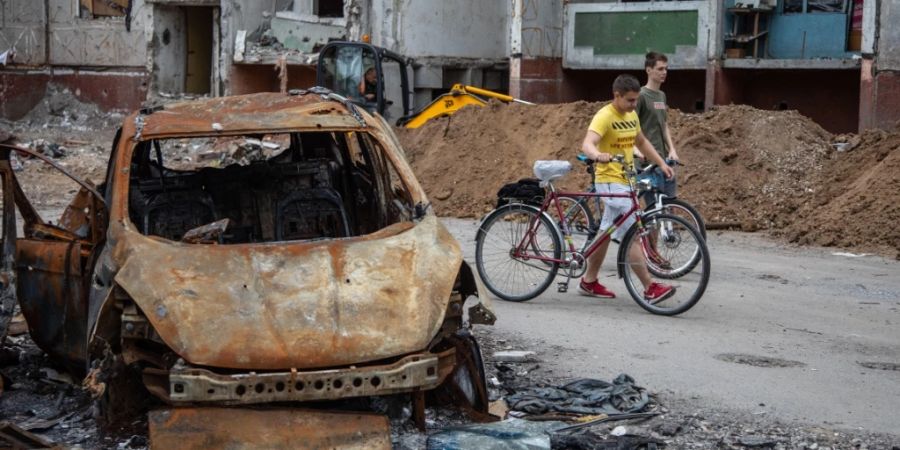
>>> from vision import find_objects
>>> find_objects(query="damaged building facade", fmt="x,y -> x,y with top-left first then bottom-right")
2,0 -> 899,133
1,0 -> 509,120
511,0 -> 900,133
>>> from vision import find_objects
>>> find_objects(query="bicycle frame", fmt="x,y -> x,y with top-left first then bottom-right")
512,182 -> 644,265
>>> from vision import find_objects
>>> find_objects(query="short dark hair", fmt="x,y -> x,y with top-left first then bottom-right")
612,74 -> 641,94
644,51 -> 668,69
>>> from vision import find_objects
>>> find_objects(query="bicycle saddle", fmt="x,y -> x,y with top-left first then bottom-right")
533,160 -> 572,183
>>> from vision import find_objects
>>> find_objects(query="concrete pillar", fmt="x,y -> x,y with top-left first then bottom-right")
704,61 -> 719,111
508,0 -> 524,98
858,0 -> 900,130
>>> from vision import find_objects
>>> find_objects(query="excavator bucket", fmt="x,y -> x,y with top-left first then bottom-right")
148,408 -> 391,450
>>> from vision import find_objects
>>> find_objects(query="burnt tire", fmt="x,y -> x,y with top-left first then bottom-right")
434,330 -> 489,415
91,357 -> 151,428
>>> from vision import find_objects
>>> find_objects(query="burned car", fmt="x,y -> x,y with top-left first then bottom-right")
0,90 -> 495,446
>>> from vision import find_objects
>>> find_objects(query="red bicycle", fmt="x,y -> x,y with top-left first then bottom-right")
475,156 -> 710,316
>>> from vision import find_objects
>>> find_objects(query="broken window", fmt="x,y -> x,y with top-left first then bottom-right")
127,131 -> 414,244
315,0 -> 344,18
79,0 -> 127,18
784,0 -> 847,13
808,0 -> 846,12
783,0 -> 804,13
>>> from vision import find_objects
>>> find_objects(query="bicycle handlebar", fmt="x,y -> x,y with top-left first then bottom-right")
576,153 -> 627,165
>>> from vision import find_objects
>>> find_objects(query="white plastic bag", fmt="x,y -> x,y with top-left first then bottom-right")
533,160 -> 572,183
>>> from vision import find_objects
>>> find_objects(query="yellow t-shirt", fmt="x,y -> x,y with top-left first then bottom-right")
587,104 -> 640,184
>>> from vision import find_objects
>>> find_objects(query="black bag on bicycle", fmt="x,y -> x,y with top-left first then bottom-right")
496,178 -> 545,208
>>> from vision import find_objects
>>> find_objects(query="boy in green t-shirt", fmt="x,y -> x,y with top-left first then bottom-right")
579,74 -> 675,304
636,51 -> 679,200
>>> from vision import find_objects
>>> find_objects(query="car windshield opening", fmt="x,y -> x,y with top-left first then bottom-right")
127,131 -> 414,244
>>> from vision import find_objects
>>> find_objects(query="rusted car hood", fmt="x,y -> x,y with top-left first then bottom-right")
112,215 -> 461,370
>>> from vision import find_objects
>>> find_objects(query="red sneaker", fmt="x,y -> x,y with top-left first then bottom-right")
644,282 -> 676,304
578,279 -> 616,298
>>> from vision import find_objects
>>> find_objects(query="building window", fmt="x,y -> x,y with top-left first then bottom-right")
79,0 -> 127,18
784,0 -> 847,13
315,0 -> 344,18
808,0 -> 846,13
783,0 -> 804,13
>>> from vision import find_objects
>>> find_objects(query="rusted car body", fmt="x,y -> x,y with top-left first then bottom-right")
0,90 -> 495,446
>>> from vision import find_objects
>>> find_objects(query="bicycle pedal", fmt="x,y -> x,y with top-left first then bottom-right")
557,282 -> 569,293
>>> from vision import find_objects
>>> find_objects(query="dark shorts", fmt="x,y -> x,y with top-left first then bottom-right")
639,166 -> 677,207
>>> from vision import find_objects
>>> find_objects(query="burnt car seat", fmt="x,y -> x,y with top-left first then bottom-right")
142,189 -> 218,241
274,188 -> 350,241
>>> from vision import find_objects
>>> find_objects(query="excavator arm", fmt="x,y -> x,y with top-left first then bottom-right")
399,84 -> 534,129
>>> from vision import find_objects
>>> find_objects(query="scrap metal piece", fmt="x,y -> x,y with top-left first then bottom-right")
0,421 -> 55,449
156,351 -> 455,405
180,218 -> 230,244
0,144 -> 106,208
113,215 -> 463,370
148,408 -> 391,450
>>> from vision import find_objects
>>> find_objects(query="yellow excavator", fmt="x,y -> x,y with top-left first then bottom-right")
316,41 -> 533,128
398,83 -> 535,128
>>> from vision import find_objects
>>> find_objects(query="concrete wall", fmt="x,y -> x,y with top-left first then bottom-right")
49,0 -> 149,67
369,0 -> 508,60
1,0 -> 149,67
509,0 -> 564,102
0,1 -> 47,65
0,0 -> 151,119
877,0 -> 900,71
859,0 -> 900,130
519,0 -> 563,59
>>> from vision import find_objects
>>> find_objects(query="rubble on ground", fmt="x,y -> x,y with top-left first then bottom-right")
14,84 -> 124,130
3,312 -> 899,448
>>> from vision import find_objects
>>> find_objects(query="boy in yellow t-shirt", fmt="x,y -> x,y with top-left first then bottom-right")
579,74 -> 675,303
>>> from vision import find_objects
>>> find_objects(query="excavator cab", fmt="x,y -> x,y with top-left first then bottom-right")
316,41 -> 411,122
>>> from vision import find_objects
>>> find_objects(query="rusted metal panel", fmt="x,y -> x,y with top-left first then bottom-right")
148,408 -> 391,450
159,350 -> 455,405
0,161 -> 19,345
135,93 -> 365,139
15,239 -> 87,370
112,215 -> 462,370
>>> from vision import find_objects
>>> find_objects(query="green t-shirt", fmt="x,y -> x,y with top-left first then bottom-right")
636,86 -> 669,158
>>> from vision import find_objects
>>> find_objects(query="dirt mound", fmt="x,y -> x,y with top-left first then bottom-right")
397,102 -> 835,226
782,129 -> 900,257
397,101 -> 603,218
671,105 -> 834,230
396,100 -> 900,256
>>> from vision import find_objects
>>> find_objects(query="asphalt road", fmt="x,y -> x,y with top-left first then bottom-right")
442,218 -> 900,436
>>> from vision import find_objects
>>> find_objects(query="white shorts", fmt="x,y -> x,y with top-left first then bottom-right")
595,183 -> 635,242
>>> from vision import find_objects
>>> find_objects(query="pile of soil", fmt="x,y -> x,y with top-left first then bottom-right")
397,101 -> 603,218
782,129 -> 900,255
669,105 -> 833,230
397,102 -> 900,257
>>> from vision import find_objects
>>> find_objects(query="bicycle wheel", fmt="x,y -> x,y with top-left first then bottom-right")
475,203 -> 561,302
644,199 -> 705,277
617,214 -> 710,316
546,196 -> 595,254
645,198 -> 706,239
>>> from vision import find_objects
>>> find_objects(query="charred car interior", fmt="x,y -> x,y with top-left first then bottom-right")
128,131 -> 416,244
0,91 -> 496,448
